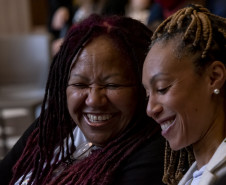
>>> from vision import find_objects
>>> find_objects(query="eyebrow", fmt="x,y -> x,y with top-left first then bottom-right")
69,73 -> 123,81
69,74 -> 89,81
149,73 -> 169,85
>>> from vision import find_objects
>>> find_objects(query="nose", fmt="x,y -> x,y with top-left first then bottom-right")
146,95 -> 163,119
85,86 -> 107,107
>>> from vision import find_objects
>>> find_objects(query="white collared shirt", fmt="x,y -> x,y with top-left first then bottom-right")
15,127 -> 87,185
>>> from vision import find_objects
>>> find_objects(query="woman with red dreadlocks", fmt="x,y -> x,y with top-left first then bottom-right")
0,14 -> 166,185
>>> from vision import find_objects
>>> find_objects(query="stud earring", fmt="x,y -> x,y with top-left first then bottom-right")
213,89 -> 220,95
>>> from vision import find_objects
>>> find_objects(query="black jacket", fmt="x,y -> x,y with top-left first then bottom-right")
0,120 -> 165,185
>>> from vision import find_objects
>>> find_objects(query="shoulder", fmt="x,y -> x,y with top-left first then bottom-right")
112,132 -> 166,185
202,139 -> 226,183
128,131 -> 165,163
0,119 -> 39,185
206,139 -> 226,172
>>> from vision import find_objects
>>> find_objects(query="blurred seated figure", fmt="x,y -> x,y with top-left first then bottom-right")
147,0 -> 226,31
48,0 -> 139,56
48,0 -> 74,40
147,0 -> 193,31
125,0 -> 154,25
48,0 -> 106,56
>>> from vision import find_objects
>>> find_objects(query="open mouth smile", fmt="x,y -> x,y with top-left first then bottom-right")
160,119 -> 174,131
86,113 -> 113,123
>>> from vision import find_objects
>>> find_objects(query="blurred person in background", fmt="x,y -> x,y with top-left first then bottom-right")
48,0 -> 106,56
48,0 -> 140,56
125,0 -> 154,25
147,0 -> 226,31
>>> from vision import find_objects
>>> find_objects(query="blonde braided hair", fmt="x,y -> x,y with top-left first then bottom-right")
151,4 -> 226,185
152,4 -> 226,59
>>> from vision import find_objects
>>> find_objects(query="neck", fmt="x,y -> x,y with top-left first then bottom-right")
193,104 -> 225,169
193,137 -> 222,169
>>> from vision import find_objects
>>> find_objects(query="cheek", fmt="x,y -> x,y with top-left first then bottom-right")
66,89 -> 85,117
109,88 -> 138,116
166,91 -> 200,123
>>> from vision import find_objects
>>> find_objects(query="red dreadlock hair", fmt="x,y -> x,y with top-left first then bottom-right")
10,14 -> 160,185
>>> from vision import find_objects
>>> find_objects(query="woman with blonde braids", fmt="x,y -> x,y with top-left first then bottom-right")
142,4 -> 226,185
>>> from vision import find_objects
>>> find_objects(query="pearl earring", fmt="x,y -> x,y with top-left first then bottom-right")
213,89 -> 220,95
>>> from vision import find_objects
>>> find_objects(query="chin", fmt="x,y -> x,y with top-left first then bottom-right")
168,141 -> 185,151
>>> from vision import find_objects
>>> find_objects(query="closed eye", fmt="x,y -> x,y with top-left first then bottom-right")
104,83 -> 136,89
68,83 -> 89,89
157,85 -> 171,94
104,84 -> 122,89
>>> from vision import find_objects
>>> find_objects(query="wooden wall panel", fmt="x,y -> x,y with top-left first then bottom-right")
0,0 -> 31,34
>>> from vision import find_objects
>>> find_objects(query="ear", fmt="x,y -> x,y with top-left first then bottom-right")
207,61 -> 226,92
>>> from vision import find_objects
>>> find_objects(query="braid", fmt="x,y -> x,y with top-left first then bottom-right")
10,14 -> 154,185
162,142 -> 195,185
150,4 -> 226,184
49,122 -> 159,185
152,4 -> 226,59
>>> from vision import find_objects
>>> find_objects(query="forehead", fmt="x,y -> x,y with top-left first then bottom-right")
70,35 -> 134,75
144,41 -> 180,71
80,36 -> 122,61
143,40 -> 196,83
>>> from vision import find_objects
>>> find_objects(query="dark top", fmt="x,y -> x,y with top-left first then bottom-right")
0,120 -> 165,185
0,120 -> 39,185
47,0 -> 75,39
112,132 -> 166,185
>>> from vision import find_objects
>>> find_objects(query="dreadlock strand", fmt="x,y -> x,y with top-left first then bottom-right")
168,9 -> 186,32
203,15 -> 213,58
198,13 -> 209,40
198,12 -> 212,58
168,150 -> 179,184
185,6 -> 193,15
162,141 -> 171,184
50,122 -> 158,185
219,28 -> 226,37
25,154 -> 40,185
183,14 -> 197,40
177,13 -> 187,29
185,146 -> 195,166
152,17 -> 171,40
163,144 -> 189,185
193,10 -> 202,46
10,129 -> 39,184
91,127 -> 155,185
81,131 -> 143,183
175,149 -> 186,180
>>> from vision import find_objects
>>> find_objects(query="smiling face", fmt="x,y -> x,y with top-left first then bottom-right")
66,36 -> 138,146
142,39 -> 217,150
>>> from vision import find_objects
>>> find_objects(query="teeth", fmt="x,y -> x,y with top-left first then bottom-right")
87,114 -> 112,122
161,120 -> 173,131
